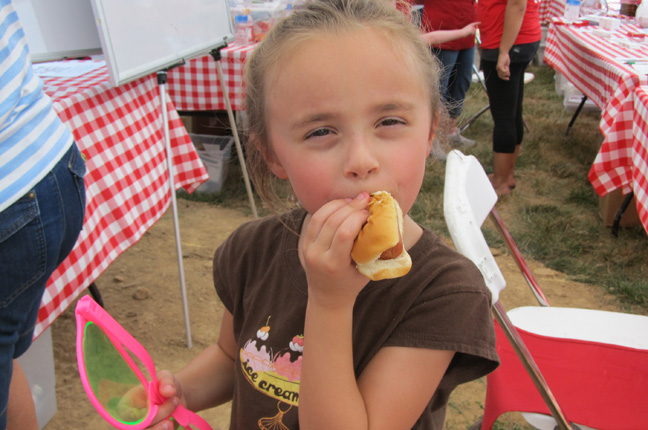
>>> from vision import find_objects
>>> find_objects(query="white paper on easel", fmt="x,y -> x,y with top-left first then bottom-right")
14,0 -> 102,63
90,0 -> 234,87
33,60 -> 105,78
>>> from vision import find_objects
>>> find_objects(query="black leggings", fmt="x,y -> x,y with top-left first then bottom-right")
481,59 -> 531,154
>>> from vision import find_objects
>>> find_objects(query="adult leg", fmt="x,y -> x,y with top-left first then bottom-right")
448,47 -> 477,146
433,48 -> 459,127
508,61 -> 531,189
508,144 -> 520,189
429,48 -> 459,160
0,145 -> 86,429
436,48 -> 477,147
7,362 -> 37,430
446,47 -> 476,124
491,152 -> 515,196
482,59 -> 526,195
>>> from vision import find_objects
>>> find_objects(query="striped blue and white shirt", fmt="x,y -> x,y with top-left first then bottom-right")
0,0 -> 74,213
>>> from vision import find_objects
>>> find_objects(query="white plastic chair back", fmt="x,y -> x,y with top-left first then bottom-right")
443,150 -> 505,302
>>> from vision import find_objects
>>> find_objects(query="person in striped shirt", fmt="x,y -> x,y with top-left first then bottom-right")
0,1 -> 86,428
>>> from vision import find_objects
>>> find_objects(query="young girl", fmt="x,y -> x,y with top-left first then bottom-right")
148,1 -> 498,429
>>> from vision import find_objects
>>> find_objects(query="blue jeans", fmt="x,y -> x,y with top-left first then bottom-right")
0,144 -> 86,428
432,47 -> 475,120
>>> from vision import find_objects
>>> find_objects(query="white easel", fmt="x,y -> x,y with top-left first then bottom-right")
156,68 -> 194,348
210,47 -> 258,220
156,48 -> 258,348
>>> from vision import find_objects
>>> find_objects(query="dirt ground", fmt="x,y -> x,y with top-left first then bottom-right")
42,199 -> 632,430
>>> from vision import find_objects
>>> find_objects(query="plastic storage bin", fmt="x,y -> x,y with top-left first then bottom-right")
562,83 -> 600,113
190,134 -> 234,193
16,327 -> 57,430
554,72 -> 568,96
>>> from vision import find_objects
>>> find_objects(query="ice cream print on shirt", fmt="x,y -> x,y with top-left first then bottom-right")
240,315 -> 304,429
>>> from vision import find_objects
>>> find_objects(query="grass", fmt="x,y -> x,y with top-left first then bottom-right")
180,63 -> 648,313
419,63 -> 648,313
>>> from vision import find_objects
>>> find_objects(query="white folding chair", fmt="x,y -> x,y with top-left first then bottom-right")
443,150 -> 648,430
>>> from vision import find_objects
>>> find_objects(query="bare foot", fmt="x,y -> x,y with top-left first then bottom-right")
493,183 -> 511,197
488,174 -> 512,196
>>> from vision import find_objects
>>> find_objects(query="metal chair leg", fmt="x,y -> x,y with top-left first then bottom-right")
468,417 -> 483,430
493,303 -> 573,430
460,104 -> 491,133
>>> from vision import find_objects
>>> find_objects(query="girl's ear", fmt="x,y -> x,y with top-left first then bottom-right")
253,134 -> 289,180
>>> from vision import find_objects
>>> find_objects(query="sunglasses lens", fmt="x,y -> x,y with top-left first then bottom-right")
82,322 -> 150,425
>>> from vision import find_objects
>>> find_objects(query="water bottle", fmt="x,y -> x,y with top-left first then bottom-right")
580,0 -> 608,17
234,13 -> 253,45
564,0 -> 581,21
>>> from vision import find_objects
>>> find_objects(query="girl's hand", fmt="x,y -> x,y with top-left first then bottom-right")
463,22 -> 480,37
145,370 -> 184,430
299,192 -> 371,310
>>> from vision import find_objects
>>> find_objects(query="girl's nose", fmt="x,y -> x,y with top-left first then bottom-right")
343,135 -> 379,180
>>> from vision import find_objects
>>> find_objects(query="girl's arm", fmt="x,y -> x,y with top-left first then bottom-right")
176,310 -> 238,411
297,195 -> 455,429
301,302 -> 454,430
497,0 -> 527,80
357,346 -> 454,429
298,195 -> 371,428
420,22 -> 479,46
147,311 -> 238,430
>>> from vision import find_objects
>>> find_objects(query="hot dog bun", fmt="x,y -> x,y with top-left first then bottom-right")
351,191 -> 412,281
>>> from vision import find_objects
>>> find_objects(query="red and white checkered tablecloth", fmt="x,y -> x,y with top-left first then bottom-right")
166,43 -> 257,112
545,20 -> 647,110
539,0 -> 622,24
544,19 -> 648,233
35,62 -> 208,338
540,0 -> 565,24
629,86 -> 648,232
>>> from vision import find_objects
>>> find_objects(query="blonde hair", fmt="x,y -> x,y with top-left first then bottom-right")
244,0 -> 444,214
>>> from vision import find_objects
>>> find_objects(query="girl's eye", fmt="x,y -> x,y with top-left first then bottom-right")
305,128 -> 334,139
379,117 -> 406,127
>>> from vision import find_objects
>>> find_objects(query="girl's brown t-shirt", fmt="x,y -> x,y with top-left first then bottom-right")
213,209 -> 499,429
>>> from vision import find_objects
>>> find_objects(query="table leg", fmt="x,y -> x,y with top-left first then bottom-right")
565,95 -> 587,136
88,282 -> 104,308
612,191 -> 635,237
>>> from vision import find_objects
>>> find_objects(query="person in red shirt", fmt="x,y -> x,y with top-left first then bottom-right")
478,0 -> 541,196
421,0 -> 479,155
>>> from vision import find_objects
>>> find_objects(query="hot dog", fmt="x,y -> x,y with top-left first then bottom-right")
351,191 -> 412,281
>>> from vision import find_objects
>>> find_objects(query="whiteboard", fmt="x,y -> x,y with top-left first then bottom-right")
90,0 -> 234,87
14,0 -> 102,63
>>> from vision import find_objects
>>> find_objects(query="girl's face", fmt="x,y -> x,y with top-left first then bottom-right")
263,28 -> 435,215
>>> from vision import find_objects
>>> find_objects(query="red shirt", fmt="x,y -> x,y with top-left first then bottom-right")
477,0 -> 541,50
421,0 -> 477,51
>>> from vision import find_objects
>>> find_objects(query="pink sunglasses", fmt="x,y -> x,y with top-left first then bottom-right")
75,295 -> 213,430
